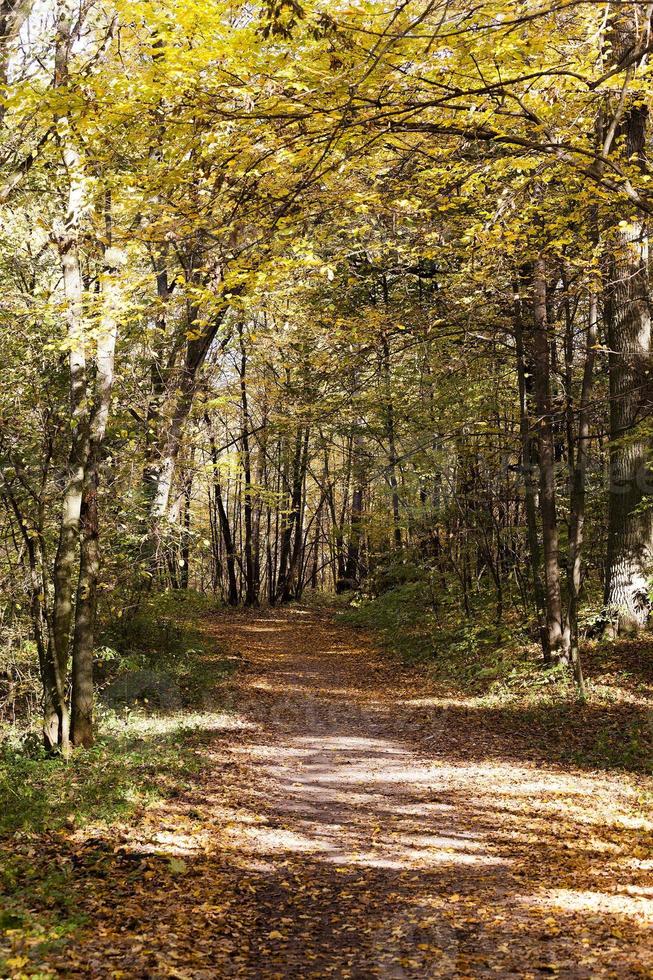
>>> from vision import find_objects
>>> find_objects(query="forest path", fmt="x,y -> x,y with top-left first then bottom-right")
58,607 -> 651,978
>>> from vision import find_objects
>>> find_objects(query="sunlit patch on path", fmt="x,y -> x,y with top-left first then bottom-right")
38,608 -> 653,978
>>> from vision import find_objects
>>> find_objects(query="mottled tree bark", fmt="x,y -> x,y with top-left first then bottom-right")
602,18 -> 652,630
599,6 -> 653,634
70,228 -> 122,747
604,211 -> 653,632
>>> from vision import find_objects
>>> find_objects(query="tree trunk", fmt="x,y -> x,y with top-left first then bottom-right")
514,284 -> 548,653
604,213 -> 653,633
602,3 -> 653,634
381,335 -> 402,551
145,308 -> 229,570
531,258 -> 570,662
49,138 -> 89,752
604,223 -> 652,630
276,426 -> 305,603
206,420 -> 239,605
565,290 -> 597,694
70,226 -> 122,747
70,468 -> 98,747
142,250 -> 172,516
179,469 -> 192,590
239,329 -> 258,606
344,426 -> 365,584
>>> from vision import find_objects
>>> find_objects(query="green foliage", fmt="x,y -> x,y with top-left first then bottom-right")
101,590 -> 218,656
344,586 -> 653,775
0,706 -> 227,837
99,590 -> 230,698
345,582 -> 438,661
367,560 -> 431,596
0,590 -> 236,837
0,635 -> 42,730
343,581 -> 528,687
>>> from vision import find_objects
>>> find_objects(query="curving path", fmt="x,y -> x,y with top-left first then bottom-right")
50,607 -> 652,978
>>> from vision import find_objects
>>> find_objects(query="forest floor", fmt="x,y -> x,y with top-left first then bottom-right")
2,605 -> 653,978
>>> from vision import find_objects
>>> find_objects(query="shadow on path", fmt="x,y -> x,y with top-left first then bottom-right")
27,608 -> 653,978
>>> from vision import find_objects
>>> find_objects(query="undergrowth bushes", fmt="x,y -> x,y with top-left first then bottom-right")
343,576 -> 532,691
342,566 -> 653,775
99,589 -> 220,668
98,589 -> 232,701
0,589 -> 235,835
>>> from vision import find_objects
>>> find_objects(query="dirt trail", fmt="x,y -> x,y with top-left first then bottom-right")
55,608 -> 651,978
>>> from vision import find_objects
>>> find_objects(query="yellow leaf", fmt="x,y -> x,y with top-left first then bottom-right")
6,957 -> 29,970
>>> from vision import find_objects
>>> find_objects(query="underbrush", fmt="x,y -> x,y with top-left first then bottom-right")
342,580 -> 653,776
342,581 -> 532,688
98,588 -> 233,705
0,590 -> 231,731
0,708 -> 225,836
0,626 -> 42,730
0,589 -> 235,834
0,707 -> 240,977
0,589 -> 236,976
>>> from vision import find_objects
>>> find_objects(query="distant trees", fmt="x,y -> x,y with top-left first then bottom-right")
3,0 -> 653,745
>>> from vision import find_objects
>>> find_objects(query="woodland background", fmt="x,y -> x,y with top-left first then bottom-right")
0,0 -> 652,775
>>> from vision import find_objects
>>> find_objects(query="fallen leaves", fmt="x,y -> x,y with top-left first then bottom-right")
2,607 -> 652,978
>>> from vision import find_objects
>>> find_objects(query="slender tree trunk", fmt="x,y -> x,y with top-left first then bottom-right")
323,444 -> 346,581
565,291 -> 597,694
531,258 -> 570,663
310,500 -> 322,589
269,441 -> 284,604
70,468 -> 98,746
0,473 -> 57,741
145,308 -> 229,570
179,469 -> 192,590
49,131 -> 90,751
344,426 -> 365,584
206,420 -> 239,606
70,226 -> 122,747
142,250 -> 171,517
276,426 -> 305,603
253,402 -> 268,603
289,427 -> 310,599
381,335 -> 402,551
514,286 -> 548,653
239,329 -> 258,606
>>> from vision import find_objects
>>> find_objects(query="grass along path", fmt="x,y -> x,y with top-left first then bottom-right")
2,606 -> 652,978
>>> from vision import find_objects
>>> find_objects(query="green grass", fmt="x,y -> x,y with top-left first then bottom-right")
0,591 -> 237,977
0,708 -> 240,978
0,709 -> 224,836
342,583 -> 653,776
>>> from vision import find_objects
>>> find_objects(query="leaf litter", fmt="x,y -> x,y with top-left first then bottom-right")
2,607 -> 652,978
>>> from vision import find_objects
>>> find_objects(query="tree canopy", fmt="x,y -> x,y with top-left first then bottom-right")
0,0 -> 652,751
